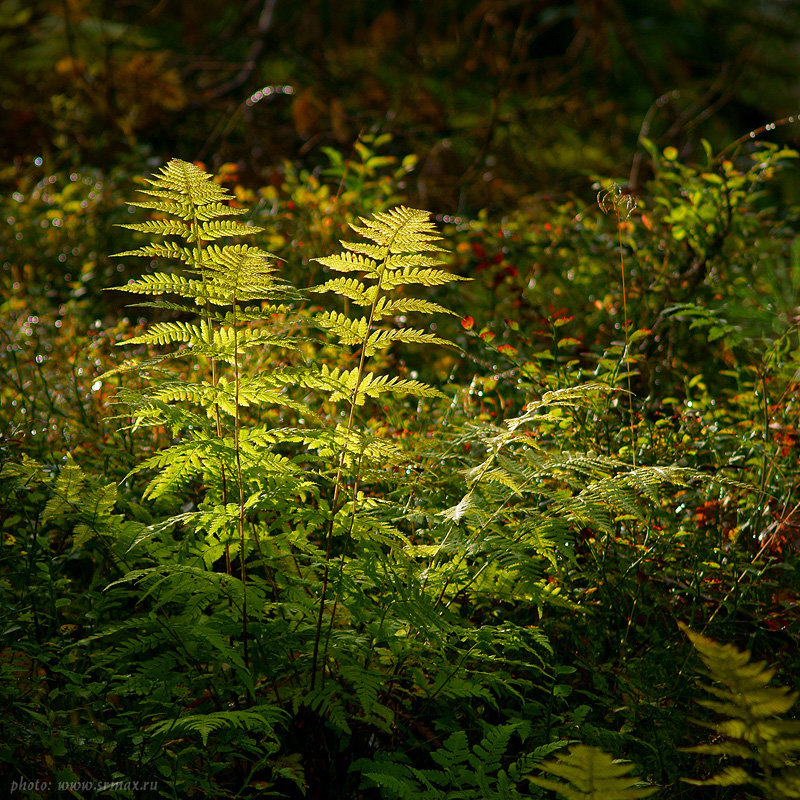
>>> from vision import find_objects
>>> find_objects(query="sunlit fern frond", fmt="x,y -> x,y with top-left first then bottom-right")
310,276 -> 378,306
529,745 -> 657,800
117,218 -> 263,242
104,159 -> 313,556
111,272 -> 207,298
311,206 -> 465,409
110,159 -> 291,317
314,311 -> 371,347
347,206 -> 446,253
372,296 -> 454,320
681,623 -> 800,798
106,158 -> 302,404
132,435 -> 223,501
136,158 -> 245,211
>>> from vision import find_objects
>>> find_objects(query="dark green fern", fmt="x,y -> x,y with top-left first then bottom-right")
424,383 -> 708,616
356,722 -> 532,800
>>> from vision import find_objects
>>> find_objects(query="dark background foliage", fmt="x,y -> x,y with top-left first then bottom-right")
3,0 -> 800,208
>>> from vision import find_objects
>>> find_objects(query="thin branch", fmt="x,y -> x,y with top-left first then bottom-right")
202,0 -> 278,101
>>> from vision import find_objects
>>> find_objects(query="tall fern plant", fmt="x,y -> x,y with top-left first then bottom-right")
307,206 -> 466,686
681,623 -> 800,799
108,159 -> 301,667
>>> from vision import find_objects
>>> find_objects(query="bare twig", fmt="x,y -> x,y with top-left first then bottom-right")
202,0 -> 278,101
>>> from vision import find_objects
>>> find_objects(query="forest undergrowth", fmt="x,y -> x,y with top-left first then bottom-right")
1,127 -> 800,800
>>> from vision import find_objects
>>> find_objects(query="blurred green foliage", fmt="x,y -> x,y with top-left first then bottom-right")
3,0 -> 800,208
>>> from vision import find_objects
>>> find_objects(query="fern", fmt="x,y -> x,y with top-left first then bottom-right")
681,623 -> 800,799
149,705 -> 284,746
2,454 -> 143,556
297,684 -> 353,736
106,159 -> 309,669
308,206 -> 466,687
424,383 -> 706,615
357,722 -> 532,799
309,206 -> 465,407
529,745 -> 657,800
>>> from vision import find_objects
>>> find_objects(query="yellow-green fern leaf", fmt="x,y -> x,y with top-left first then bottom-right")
112,272 -> 206,298
372,296 -> 456,319
196,243 -> 276,272
681,624 -> 800,727
195,220 -> 264,240
114,241 -> 196,264
212,325 -> 294,354
136,437 -> 220,500
128,198 -> 248,221
312,206 -> 464,379
364,328 -> 452,356
314,365 -> 363,402
384,252 -> 448,270
314,251 -> 379,274
118,219 -> 195,238
117,218 -> 263,242
681,623 -> 800,796
380,266 -> 467,290
139,159 -> 233,206
310,277 -> 378,306
529,745 -> 657,800
339,240 -> 393,260
121,320 -> 206,348
315,311 -> 371,345
349,206 -> 446,253
356,373 -> 444,402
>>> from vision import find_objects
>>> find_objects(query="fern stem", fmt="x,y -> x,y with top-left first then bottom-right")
310,231 -> 396,689
615,201 -> 636,467
320,456 -> 365,671
599,184 -> 637,466
214,366 -> 232,577
232,309 -> 249,672
193,211 -> 232,575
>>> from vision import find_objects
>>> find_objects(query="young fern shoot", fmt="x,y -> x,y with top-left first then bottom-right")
308,206 -> 466,687
598,183 -> 638,465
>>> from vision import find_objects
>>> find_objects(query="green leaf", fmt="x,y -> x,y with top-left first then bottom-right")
530,745 -> 657,800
